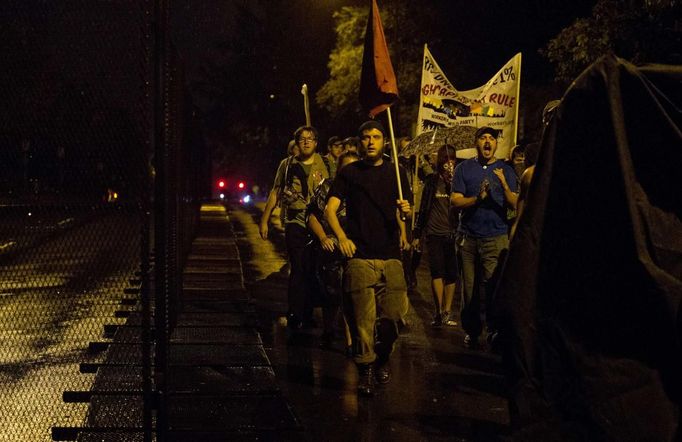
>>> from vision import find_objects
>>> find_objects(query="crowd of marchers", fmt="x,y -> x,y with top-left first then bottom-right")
258,103 -> 557,397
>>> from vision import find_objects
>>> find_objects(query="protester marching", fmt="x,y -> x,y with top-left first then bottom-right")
256,0 -> 681,440
2,0 -> 678,440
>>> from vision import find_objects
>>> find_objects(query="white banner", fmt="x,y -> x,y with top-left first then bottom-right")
417,45 -> 521,159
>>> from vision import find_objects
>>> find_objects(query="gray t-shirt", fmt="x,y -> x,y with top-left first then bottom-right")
274,154 -> 329,228
426,175 -> 457,236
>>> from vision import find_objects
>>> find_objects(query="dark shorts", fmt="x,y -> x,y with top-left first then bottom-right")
425,234 -> 459,283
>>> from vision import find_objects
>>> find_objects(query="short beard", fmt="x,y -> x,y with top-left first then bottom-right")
364,149 -> 384,164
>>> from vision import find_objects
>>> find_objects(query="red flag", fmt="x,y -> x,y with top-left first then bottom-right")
359,0 -> 398,118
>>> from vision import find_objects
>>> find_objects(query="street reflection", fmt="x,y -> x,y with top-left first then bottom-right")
231,203 -> 511,441
0,215 -> 139,441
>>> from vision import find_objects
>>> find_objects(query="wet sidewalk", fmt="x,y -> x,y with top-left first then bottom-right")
230,203 -> 512,442
52,201 -> 510,441
162,203 -> 301,439
53,202 -> 302,440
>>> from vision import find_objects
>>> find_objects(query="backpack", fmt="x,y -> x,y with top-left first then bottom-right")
278,154 -> 332,207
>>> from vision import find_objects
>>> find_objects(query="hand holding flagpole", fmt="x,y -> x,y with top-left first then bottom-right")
387,107 -> 408,221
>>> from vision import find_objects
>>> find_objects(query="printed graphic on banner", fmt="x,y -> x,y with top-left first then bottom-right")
417,46 -> 521,158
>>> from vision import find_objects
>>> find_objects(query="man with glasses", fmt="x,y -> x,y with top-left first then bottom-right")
260,126 -> 330,333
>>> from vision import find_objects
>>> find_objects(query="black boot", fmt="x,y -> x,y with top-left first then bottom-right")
356,364 -> 375,397
375,318 -> 399,358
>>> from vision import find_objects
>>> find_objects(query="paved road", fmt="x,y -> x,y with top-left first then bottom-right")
0,203 -> 112,259
0,212 -> 140,441
230,202 -> 511,442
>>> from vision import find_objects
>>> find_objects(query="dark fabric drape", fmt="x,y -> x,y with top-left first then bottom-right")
495,55 -> 682,440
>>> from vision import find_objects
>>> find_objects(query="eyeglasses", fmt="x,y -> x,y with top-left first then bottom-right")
299,137 -> 316,143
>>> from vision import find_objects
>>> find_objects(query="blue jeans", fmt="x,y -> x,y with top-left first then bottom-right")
457,233 -> 509,338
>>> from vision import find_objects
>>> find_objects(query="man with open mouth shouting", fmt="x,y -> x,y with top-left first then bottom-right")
449,127 -> 518,350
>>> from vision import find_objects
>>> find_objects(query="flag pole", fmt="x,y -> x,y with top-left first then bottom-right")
301,84 -> 311,126
415,44 -> 428,138
512,53 -> 522,146
386,106 -> 404,203
410,43 -> 429,231
411,154 -> 419,231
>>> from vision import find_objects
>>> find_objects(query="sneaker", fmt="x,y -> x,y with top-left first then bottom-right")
375,362 -> 391,385
486,329 -> 498,345
464,334 -> 479,349
487,330 -> 501,354
442,312 -> 458,327
431,312 -> 443,328
357,364 -> 375,396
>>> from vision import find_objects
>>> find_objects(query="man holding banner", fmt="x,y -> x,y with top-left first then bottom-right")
450,127 -> 518,349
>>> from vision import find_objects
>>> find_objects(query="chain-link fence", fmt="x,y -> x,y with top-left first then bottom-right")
0,1 -> 207,440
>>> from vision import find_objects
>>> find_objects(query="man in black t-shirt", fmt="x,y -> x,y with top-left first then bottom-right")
325,120 -> 412,397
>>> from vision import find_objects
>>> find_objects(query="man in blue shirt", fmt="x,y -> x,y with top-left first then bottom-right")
450,127 -> 518,349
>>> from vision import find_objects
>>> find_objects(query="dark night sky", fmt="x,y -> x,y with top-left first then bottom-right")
171,0 -> 598,182
0,0 -> 599,189
256,0 -> 596,116
173,0 -> 596,128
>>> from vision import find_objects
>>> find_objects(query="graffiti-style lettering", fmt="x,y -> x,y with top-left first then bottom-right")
422,84 -> 460,99
488,93 -> 515,108
491,66 -> 516,87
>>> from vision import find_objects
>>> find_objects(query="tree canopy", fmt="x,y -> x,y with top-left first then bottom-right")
543,0 -> 681,82
316,1 -> 451,135
318,0 -> 679,140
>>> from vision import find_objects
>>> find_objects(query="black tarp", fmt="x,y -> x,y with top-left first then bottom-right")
495,55 -> 682,440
